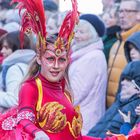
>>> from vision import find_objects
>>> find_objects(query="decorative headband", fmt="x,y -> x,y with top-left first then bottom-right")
11,0 -> 79,56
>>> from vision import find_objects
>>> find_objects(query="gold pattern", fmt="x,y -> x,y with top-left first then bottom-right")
38,32 -> 46,50
55,48 -> 62,56
36,78 -> 43,112
54,37 -> 66,54
35,78 -> 82,138
25,28 -> 32,35
67,32 -> 74,50
64,91 -> 73,103
37,102 -> 67,133
67,105 -> 83,138
37,102 -> 82,138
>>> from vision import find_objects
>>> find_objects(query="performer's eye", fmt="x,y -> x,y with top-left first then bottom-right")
59,58 -> 66,62
46,57 -> 55,62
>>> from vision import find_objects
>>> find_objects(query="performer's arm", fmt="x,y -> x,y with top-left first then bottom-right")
17,82 -> 41,136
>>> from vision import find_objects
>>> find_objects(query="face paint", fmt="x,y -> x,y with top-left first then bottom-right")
44,51 -> 68,67
39,44 -> 69,82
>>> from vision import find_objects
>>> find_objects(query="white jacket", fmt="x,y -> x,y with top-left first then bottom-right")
0,49 -> 36,108
68,39 -> 107,135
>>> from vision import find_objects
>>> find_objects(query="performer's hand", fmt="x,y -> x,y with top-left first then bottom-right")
34,131 -> 50,140
118,109 -> 131,123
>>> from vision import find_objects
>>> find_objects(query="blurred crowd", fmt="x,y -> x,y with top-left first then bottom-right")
0,0 -> 140,138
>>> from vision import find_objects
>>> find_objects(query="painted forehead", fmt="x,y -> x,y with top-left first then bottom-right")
45,44 -> 67,57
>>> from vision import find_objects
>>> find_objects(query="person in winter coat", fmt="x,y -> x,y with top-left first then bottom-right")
113,31 -> 140,136
0,31 -> 36,112
102,3 -> 121,63
68,14 -> 107,135
107,0 -> 140,108
118,105 -> 140,136
124,31 -> 140,63
0,0 -> 112,140
88,61 -> 140,138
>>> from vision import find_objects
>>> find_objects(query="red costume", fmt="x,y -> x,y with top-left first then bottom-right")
126,123 -> 140,140
0,74 -> 83,139
0,0 -> 140,140
0,74 -> 125,140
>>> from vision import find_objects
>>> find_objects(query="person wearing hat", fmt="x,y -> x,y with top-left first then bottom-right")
68,14 -> 107,135
107,0 -> 140,109
43,0 -> 58,12
88,60 -> 140,138
87,31 -> 140,138
43,0 -> 58,18
113,31 -> 140,136
124,31 -> 140,63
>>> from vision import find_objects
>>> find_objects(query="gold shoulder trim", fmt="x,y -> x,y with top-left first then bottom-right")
35,78 -> 43,111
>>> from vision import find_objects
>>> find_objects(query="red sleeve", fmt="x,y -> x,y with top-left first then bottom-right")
18,81 -> 38,111
128,134 -> 140,140
82,136 -> 120,140
82,136 -> 102,140
17,81 -> 41,136
19,119 -> 40,137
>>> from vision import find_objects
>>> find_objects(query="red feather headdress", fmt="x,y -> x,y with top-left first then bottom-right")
11,0 -> 47,51
11,0 -> 79,56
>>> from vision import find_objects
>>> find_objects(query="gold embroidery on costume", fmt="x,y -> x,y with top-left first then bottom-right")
67,105 -> 83,138
37,102 -> 67,132
37,101 -> 83,138
35,78 -> 82,138
35,78 -> 43,112
64,90 -> 73,103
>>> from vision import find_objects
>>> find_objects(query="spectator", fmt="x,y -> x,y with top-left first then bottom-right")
102,3 -> 121,63
47,13 -> 59,35
116,31 -> 140,135
88,61 -> 140,138
43,0 -> 58,12
107,0 -> 140,108
102,0 -> 115,12
0,31 -> 35,112
68,14 -> 107,135
0,0 -> 13,10
43,0 -> 58,17
124,31 -> 140,63
118,95 -> 140,136
0,28 -> 7,65
88,31 -> 140,138
0,0 -> 107,140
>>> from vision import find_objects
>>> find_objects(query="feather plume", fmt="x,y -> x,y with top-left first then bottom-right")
11,0 -> 47,49
56,0 -> 79,51
11,0 -> 79,54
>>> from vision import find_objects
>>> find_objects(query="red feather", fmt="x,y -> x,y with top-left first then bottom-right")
58,0 -> 79,50
11,0 -> 47,49
11,0 -> 79,53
